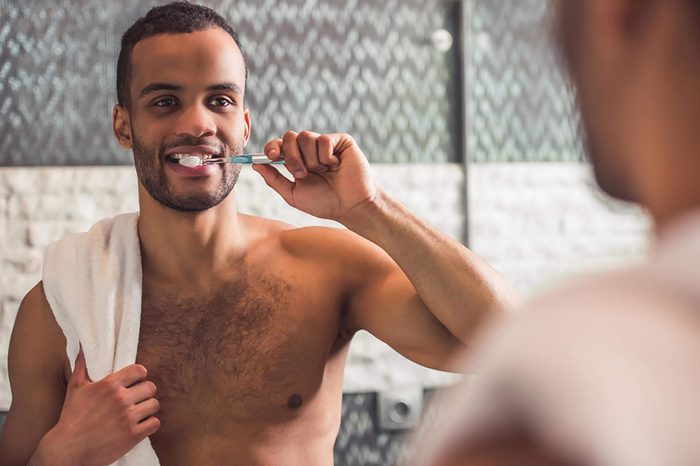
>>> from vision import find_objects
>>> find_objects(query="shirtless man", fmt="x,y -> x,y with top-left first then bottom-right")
0,3 -> 517,465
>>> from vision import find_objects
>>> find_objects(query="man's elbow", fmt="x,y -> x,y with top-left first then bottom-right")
456,292 -> 516,345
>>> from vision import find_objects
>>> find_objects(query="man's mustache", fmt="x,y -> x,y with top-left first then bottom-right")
161,137 -> 228,156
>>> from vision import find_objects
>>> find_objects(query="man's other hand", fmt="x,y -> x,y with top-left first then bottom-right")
33,348 -> 160,466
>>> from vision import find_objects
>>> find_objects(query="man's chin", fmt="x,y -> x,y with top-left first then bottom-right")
146,179 -> 233,212
157,193 -> 228,213
142,164 -> 239,212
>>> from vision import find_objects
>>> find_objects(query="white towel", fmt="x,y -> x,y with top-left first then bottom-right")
42,212 -> 160,466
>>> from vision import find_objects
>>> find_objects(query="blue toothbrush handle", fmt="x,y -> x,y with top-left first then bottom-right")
230,154 -> 285,165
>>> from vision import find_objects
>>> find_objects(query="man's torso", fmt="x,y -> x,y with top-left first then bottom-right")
135,223 -> 359,465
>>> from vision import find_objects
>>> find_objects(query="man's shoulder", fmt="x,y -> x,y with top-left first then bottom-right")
279,225 -> 390,270
19,282 -> 65,341
449,267 -> 700,466
257,221 -> 371,256
243,214 -> 350,244
277,224 -> 357,244
530,265 -> 691,317
462,265 -> 700,389
46,212 -> 138,253
246,217 -> 385,273
21,281 -> 53,315
13,281 -> 69,377
497,265 -> 700,355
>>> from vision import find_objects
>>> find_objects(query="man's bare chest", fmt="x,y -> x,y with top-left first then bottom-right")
135,270 -> 347,431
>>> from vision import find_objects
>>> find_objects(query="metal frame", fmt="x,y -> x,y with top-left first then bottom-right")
456,0 -> 472,246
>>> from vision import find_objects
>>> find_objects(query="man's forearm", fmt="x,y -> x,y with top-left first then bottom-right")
340,188 -> 520,342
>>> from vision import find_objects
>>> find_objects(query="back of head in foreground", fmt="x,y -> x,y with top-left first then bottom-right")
412,0 -> 700,465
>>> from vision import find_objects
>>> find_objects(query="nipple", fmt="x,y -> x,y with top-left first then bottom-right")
287,394 -> 303,409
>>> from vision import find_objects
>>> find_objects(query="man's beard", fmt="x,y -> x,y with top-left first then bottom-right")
132,133 -> 243,212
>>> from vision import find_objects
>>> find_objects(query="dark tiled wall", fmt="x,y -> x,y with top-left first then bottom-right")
335,392 -> 411,466
0,0 -> 460,166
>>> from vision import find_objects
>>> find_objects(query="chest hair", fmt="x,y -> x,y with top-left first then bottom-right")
137,270 -> 300,425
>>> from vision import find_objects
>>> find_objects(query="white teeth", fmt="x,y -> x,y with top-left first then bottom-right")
169,153 -> 214,160
179,156 -> 204,168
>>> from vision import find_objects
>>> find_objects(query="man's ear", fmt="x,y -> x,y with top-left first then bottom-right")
112,104 -> 133,149
243,108 -> 251,147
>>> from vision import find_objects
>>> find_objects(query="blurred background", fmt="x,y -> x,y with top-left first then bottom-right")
0,0 -> 649,464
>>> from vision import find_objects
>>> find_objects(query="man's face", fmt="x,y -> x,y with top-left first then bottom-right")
553,0 -> 637,202
119,27 -> 250,212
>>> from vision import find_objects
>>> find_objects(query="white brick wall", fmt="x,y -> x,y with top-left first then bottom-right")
0,163 -> 649,409
468,163 -> 651,296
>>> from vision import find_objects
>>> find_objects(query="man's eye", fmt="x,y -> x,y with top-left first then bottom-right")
154,98 -> 176,107
210,97 -> 233,107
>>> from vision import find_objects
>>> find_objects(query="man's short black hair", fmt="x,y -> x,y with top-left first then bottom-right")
116,1 -> 247,109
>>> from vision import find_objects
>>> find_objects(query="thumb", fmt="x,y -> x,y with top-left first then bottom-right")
70,345 -> 91,386
253,164 -> 295,206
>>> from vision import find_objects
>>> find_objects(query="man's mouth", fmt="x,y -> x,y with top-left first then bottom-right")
163,145 -> 223,165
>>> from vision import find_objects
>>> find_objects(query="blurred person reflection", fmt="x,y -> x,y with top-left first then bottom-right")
412,0 -> 700,465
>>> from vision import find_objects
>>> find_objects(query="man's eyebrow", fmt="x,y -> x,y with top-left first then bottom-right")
206,82 -> 242,94
139,83 -> 182,98
137,82 -> 242,99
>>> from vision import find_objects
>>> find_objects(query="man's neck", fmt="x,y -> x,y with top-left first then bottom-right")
637,68 -> 700,235
637,131 -> 700,231
137,188 -> 247,291
638,137 -> 700,235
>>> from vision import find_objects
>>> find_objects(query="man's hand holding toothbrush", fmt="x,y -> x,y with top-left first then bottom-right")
255,130 -> 377,223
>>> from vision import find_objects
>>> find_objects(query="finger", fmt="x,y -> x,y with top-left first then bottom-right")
107,363 -> 148,388
70,346 -> 91,386
297,130 -> 326,173
133,416 -> 161,440
281,131 -> 307,179
132,398 -> 160,423
252,164 -> 295,205
124,380 -> 157,404
264,138 -> 283,161
317,134 -> 341,168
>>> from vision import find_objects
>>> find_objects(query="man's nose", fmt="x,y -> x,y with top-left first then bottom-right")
172,104 -> 216,139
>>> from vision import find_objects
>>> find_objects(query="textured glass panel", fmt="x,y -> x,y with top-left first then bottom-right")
335,392 -> 407,465
0,0 -> 460,166
334,390 -> 440,466
467,0 -> 584,162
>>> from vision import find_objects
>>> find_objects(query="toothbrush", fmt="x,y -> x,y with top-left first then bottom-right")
178,153 -> 285,168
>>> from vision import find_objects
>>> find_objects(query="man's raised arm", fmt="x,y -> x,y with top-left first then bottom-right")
254,131 -> 520,370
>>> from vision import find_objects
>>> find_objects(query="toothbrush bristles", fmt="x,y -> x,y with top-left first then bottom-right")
179,155 -> 204,168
